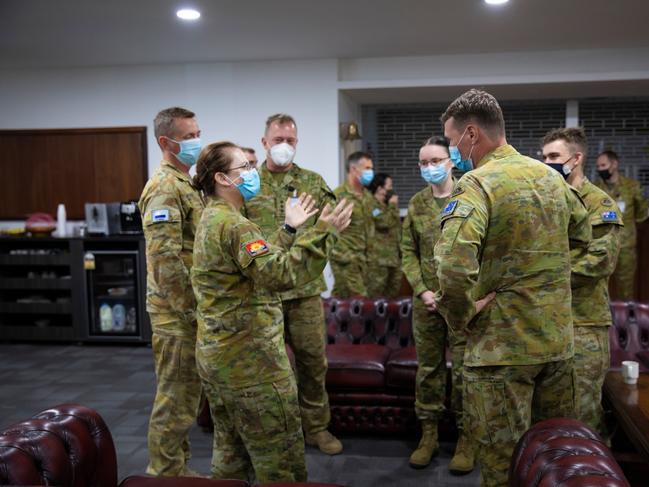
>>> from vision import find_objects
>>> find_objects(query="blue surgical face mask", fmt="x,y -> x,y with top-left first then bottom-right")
228,168 -> 261,201
169,137 -> 202,167
420,163 -> 450,185
449,129 -> 474,172
359,169 -> 374,186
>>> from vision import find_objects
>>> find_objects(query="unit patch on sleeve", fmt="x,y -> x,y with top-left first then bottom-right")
601,211 -> 618,222
151,209 -> 170,223
244,239 -> 270,257
372,208 -> 381,217
442,200 -> 458,216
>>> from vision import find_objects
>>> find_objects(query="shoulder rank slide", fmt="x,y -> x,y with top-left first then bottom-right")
245,239 -> 269,257
442,200 -> 458,216
601,211 -> 618,222
151,209 -> 170,223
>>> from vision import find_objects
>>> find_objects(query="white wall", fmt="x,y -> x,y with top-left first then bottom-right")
0,58 -> 341,189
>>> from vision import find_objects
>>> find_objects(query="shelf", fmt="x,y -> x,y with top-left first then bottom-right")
0,254 -> 71,266
0,324 -> 75,341
0,278 -> 72,290
92,279 -> 135,287
94,295 -> 135,302
0,302 -> 72,314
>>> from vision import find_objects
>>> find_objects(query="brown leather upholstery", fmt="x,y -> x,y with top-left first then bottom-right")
0,403 -> 248,487
509,417 -> 630,487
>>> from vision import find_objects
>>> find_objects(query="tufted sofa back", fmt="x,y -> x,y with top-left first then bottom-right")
323,297 -> 413,349
609,301 -> 649,370
0,403 -> 118,487
509,417 -> 630,487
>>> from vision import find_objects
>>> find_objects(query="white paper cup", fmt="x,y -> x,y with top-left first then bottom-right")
622,360 -> 640,385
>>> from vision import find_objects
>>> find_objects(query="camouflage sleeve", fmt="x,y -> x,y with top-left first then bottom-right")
633,181 -> 649,222
319,178 -> 337,207
434,178 -> 488,333
400,206 -> 426,296
567,186 -> 592,250
232,219 -> 338,291
141,191 -> 195,317
267,224 -> 297,251
571,222 -> 622,288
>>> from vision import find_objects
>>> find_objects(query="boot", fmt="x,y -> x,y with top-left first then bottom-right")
305,430 -> 343,455
409,422 -> 439,469
449,430 -> 475,475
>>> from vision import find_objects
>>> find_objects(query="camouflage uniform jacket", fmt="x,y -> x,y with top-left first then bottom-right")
369,200 -> 401,267
401,186 -> 451,296
331,181 -> 375,265
596,174 -> 649,249
433,144 -> 592,367
191,198 -> 338,388
243,161 -> 336,300
571,179 -> 623,326
138,159 -> 205,333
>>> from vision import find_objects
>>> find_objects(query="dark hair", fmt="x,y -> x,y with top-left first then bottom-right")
346,151 -> 372,172
265,113 -> 297,134
542,127 -> 588,157
240,147 -> 255,154
368,172 -> 391,194
422,136 -> 450,154
154,107 -> 195,140
598,149 -> 619,163
193,141 -> 239,196
440,89 -> 505,138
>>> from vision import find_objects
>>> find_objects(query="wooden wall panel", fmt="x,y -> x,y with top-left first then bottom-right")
0,127 -> 147,219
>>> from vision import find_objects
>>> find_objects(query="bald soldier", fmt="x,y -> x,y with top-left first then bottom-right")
433,90 -> 591,487
330,151 -> 376,297
243,114 -> 342,455
138,107 -> 205,477
542,128 -> 622,435
595,150 -> 649,300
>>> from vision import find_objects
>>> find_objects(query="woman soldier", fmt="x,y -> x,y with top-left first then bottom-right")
190,141 -> 352,483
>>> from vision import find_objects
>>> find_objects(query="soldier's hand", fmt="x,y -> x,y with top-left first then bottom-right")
388,194 -> 399,206
319,198 -> 354,232
419,290 -> 437,312
284,192 -> 319,229
475,291 -> 496,314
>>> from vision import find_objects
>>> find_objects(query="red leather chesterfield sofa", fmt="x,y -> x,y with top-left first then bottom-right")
0,403 -> 343,487
609,301 -> 649,371
322,297 -> 419,434
509,417 -> 630,487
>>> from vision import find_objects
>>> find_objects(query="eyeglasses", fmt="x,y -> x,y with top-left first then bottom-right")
419,158 -> 449,167
229,161 -> 252,172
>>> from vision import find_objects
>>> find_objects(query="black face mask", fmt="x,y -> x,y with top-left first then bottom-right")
598,169 -> 612,181
547,163 -> 570,180
384,189 -> 395,204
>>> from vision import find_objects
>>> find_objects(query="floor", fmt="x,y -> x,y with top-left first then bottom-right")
0,342 -> 480,486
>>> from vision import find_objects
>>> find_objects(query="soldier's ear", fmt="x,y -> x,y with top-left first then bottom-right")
214,172 -> 232,188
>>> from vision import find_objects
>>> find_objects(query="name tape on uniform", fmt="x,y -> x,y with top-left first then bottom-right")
244,239 -> 269,257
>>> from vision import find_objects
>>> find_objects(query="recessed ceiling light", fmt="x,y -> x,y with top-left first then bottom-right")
176,8 -> 201,21
485,0 -> 509,5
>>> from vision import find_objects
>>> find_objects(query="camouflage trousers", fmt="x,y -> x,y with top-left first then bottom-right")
283,296 -> 330,435
366,265 -> 403,298
200,375 -> 307,483
146,319 -> 202,476
412,299 -> 467,430
463,359 -> 575,487
610,246 -> 637,300
574,326 -> 610,436
330,260 -> 368,297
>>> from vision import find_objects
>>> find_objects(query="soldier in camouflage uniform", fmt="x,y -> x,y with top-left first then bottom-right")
401,137 -> 474,474
331,151 -> 376,297
595,150 -> 649,300
191,142 -> 352,482
138,107 -> 205,477
243,114 -> 342,455
367,173 -> 402,297
434,90 -> 592,487
542,128 -> 623,436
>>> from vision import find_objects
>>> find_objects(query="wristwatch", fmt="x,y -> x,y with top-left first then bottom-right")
282,223 -> 297,234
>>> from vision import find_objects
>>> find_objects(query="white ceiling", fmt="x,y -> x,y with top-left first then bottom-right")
2,0 -> 649,69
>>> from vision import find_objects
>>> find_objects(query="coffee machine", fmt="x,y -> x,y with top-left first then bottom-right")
85,201 -> 142,235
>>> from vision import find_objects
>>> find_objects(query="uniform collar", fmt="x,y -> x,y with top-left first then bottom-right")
161,159 -> 193,184
259,161 -> 302,188
477,144 -> 518,167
